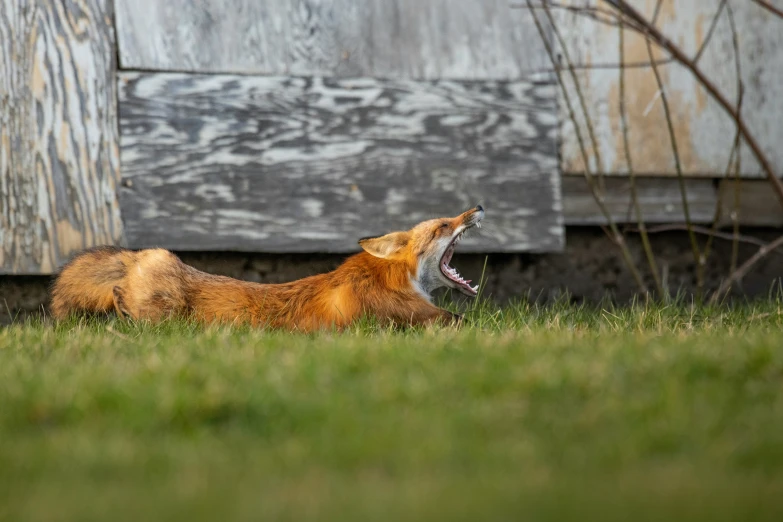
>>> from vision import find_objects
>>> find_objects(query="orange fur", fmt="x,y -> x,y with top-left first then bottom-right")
49,207 -> 484,331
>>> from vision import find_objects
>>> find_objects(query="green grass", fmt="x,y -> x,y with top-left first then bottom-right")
2,298 -> 783,521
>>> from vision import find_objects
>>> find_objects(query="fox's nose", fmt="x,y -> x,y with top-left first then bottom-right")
475,205 -> 484,213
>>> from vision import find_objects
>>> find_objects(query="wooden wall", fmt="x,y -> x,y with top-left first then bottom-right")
3,0 -> 783,274
554,1 -> 783,178
550,0 -> 783,229
0,0 -> 123,274
113,0 -> 565,255
114,0 -> 551,79
118,73 -> 562,253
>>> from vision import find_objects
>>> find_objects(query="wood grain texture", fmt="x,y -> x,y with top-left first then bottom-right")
554,0 -> 783,178
0,0 -> 123,274
562,176 -> 718,225
114,0 -> 550,79
118,72 -> 562,253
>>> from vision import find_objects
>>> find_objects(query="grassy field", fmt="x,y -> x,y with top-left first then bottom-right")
2,298 -> 783,521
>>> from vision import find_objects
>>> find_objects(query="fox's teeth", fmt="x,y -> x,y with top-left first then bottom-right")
471,284 -> 479,292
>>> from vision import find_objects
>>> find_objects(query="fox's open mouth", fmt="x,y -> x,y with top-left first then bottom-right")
440,225 -> 480,297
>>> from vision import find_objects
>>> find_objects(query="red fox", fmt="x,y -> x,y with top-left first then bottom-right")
50,206 -> 485,331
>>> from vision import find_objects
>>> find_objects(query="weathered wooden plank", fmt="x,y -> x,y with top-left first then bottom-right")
553,1 -> 783,178
118,72 -> 562,253
562,176 -> 718,225
716,180 -> 783,228
114,0 -> 550,79
0,0 -> 123,274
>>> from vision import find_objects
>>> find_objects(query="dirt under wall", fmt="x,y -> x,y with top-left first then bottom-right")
2,228 -> 782,324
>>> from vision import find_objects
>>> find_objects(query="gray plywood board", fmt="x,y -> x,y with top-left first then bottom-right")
114,0 -> 550,79
553,0 -> 783,177
118,72 -> 562,253
562,176 -> 718,225
0,0 -> 123,274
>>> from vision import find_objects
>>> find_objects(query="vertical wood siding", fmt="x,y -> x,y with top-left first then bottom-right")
0,0 -> 123,274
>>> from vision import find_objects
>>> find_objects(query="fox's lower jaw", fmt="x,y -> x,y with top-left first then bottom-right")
438,209 -> 484,297
440,231 -> 478,296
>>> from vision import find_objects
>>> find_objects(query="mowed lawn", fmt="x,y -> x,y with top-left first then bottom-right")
2,300 -> 783,521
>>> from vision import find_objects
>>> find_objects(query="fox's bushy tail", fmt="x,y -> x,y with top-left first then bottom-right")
49,246 -> 134,319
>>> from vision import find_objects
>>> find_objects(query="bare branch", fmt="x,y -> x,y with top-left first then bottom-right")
639,224 -> 776,252
694,0 -> 727,64
619,17 -> 664,297
644,35 -> 703,292
750,0 -> 783,19
709,235 -> 783,305
540,2 -> 607,191
650,0 -> 663,25
602,0 -> 783,211
525,0 -> 649,294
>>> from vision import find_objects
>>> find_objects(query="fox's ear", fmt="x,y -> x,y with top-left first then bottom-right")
358,232 -> 410,259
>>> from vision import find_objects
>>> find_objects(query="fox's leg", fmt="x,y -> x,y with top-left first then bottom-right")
402,300 -> 463,328
112,286 -> 133,318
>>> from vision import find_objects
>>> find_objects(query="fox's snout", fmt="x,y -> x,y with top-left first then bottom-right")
460,205 -> 485,227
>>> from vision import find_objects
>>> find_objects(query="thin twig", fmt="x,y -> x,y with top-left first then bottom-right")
526,0 -> 648,293
693,0 -> 728,64
638,224 -> 778,252
709,235 -> 783,305
602,0 -> 783,209
704,141 -> 739,260
751,0 -> 783,19
650,0 -> 663,25
531,58 -> 674,72
726,2 -> 744,278
731,147 -> 743,276
644,34 -> 703,292
541,1 -> 606,187
514,2 -> 647,32
691,0 -> 732,286
618,17 -> 664,297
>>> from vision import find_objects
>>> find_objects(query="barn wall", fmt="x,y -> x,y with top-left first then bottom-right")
0,0 -> 124,274
117,72 -> 562,253
554,0 -> 783,178
114,0 -> 551,79
2,0 -> 783,275
113,0 -> 565,255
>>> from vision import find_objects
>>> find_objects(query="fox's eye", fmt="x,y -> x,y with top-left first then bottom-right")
439,223 -> 448,230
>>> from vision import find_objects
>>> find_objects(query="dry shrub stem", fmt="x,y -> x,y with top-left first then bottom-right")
540,1 -> 605,189
524,0 -> 783,301
644,38 -> 703,293
710,235 -> 783,305
618,18 -> 664,297
693,0 -> 728,64
602,0 -> 783,300
602,0 -> 783,209
751,0 -> 783,19
525,0 -> 648,294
